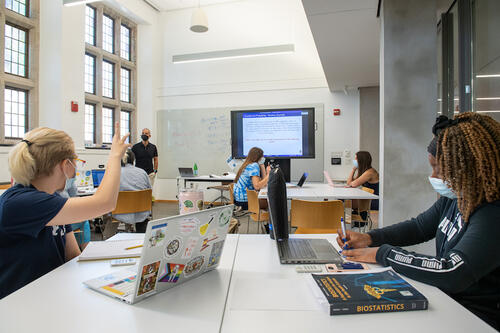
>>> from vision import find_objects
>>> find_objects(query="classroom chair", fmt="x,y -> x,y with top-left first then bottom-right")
246,189 -> 269,234
101,189 -> 153,240
207,184 -> 230,205
290,199 -> 344,234
350,186 -> 375,232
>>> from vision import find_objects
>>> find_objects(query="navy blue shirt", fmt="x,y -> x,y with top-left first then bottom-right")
0,184 -> 71,299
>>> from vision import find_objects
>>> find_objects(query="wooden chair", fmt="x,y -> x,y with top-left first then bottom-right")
0,183 -> 12,190
351,187 -> 374,232
290,199 -> 344,234
246,189 -> 269,234
101,189 -> 153,240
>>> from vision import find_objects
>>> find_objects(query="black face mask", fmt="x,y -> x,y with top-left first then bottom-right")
141,134 -> 149,141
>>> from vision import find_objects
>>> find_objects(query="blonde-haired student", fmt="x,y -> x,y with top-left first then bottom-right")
0,122 -> 129,299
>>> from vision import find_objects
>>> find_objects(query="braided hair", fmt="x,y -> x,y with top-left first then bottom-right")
430,112 -> 500,222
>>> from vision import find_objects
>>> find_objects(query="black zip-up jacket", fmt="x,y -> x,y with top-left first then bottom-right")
368,197 -> 500,329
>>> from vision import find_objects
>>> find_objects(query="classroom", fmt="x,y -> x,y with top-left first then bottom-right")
0,0 -> 499,332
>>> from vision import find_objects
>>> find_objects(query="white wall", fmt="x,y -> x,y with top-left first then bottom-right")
154,0 -> 360,200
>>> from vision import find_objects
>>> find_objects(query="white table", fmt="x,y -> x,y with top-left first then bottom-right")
0,233 -> 239,333
221,234 -> 496,333
259,183 -> 379,200
1,234 -> 494,333
177,175 -> 235,189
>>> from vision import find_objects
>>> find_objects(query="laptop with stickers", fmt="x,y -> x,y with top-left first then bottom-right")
84,205 -> 234,304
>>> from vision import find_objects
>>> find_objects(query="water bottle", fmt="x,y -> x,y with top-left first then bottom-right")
269,222 -> 275,240
193,163 -> 198,176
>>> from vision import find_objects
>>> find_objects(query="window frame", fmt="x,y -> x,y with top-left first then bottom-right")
85,4 -> 96,46
4,86 -> 28,139
0,0 -> 40,145
6,0 -> 29,17
4,22 -> 29,78
101,105 -> 115,144
84,4 -> 137,148
102,13 -> 114,54
120,24 -> 131,61
102,59 -> 115,99
84,102 -> 96,144
84,53 -> 96,94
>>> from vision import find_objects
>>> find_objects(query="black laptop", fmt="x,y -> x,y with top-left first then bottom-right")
178,167 -> 196,177
267,168 -> 343,264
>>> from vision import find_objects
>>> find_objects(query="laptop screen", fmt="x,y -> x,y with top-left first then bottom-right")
267,167 -> 289,241
91,169 -> 105,187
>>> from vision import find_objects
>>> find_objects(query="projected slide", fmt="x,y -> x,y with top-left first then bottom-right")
242,111 -> 303,156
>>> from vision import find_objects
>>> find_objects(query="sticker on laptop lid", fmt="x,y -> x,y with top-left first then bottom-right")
180,218 -> 199,235
207,240 -> 224,267
184,255 -> 205,277
137,261 -> 161,296
199,213 -> 216,236
164,236 -> 183,258
200,235 -> 218,252
148,223 -> 167,248
218,208 -> 232,228
158,263 -> 185,283
181,236 -> 198,259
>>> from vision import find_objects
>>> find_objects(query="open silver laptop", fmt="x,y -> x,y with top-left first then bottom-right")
178,167 -> 196,177
84,205 -> 234,304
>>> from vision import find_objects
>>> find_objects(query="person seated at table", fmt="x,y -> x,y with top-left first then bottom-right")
112,149 -> 152,233
58,175 -> 91,250
233,147 -> 270,211
0,123 -> 129,300
346,150 -> 379,211
337,112 -> 500,330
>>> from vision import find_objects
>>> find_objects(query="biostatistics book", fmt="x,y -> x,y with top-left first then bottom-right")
311,268 -> 428,315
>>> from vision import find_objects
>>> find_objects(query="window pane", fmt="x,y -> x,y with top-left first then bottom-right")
85,5 -> 96,46
120,25 -> 130,60
102,107 -> 114,143
102,60 -> 114,98
120,111 -> 130,143
6,0 -> 28,16
102,15 -> 114,53
85,54 -> 95,94
120,67 -> 130,102
84,104 -> 95,144
4,87 -> 27,138
4,24 -> 27,77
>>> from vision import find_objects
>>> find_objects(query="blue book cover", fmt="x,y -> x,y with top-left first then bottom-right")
311,269 -> 428,315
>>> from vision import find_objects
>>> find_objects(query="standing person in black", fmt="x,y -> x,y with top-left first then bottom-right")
132,128 -> 158,187
337,112 -> 500,330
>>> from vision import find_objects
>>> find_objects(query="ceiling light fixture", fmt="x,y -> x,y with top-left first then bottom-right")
475,74 -> 500,78
63,0 -> 100,6
190,0 -> 208,33
172,44 -> 295,64
476,97 -> 500,100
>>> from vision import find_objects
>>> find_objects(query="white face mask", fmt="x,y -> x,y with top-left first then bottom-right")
258,157 -> 266,165
63,159 -> 77,192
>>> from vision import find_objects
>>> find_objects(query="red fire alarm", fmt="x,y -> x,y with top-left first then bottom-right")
71,101 -> 78,112
333,108 -> 341,116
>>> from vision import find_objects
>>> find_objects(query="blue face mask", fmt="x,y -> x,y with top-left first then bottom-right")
353,160 -> 358,168
64,160 -> 77,192
428,176 -> 457,199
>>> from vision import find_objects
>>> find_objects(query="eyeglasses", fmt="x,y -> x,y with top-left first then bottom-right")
76,158 -> 86,165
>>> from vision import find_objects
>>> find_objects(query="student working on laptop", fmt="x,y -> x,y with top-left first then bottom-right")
0,122 -> 130,299
338,113 -> 500,330
233,147 -> 270,210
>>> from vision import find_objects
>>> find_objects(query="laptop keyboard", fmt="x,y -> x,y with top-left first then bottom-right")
281,239 -> 317,259
100,275 -> 137,297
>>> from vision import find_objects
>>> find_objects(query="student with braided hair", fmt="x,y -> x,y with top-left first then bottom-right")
337,112 -> 500,329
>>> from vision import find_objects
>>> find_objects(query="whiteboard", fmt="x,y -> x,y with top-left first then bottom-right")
157,105 -> 324,181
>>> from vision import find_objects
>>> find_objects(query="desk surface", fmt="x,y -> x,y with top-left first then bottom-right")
0,233 -> 239,333
0,234 -> 494,333
179,175 -> 235,182
220,234 -> 495,333
259,183 -> 379,200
